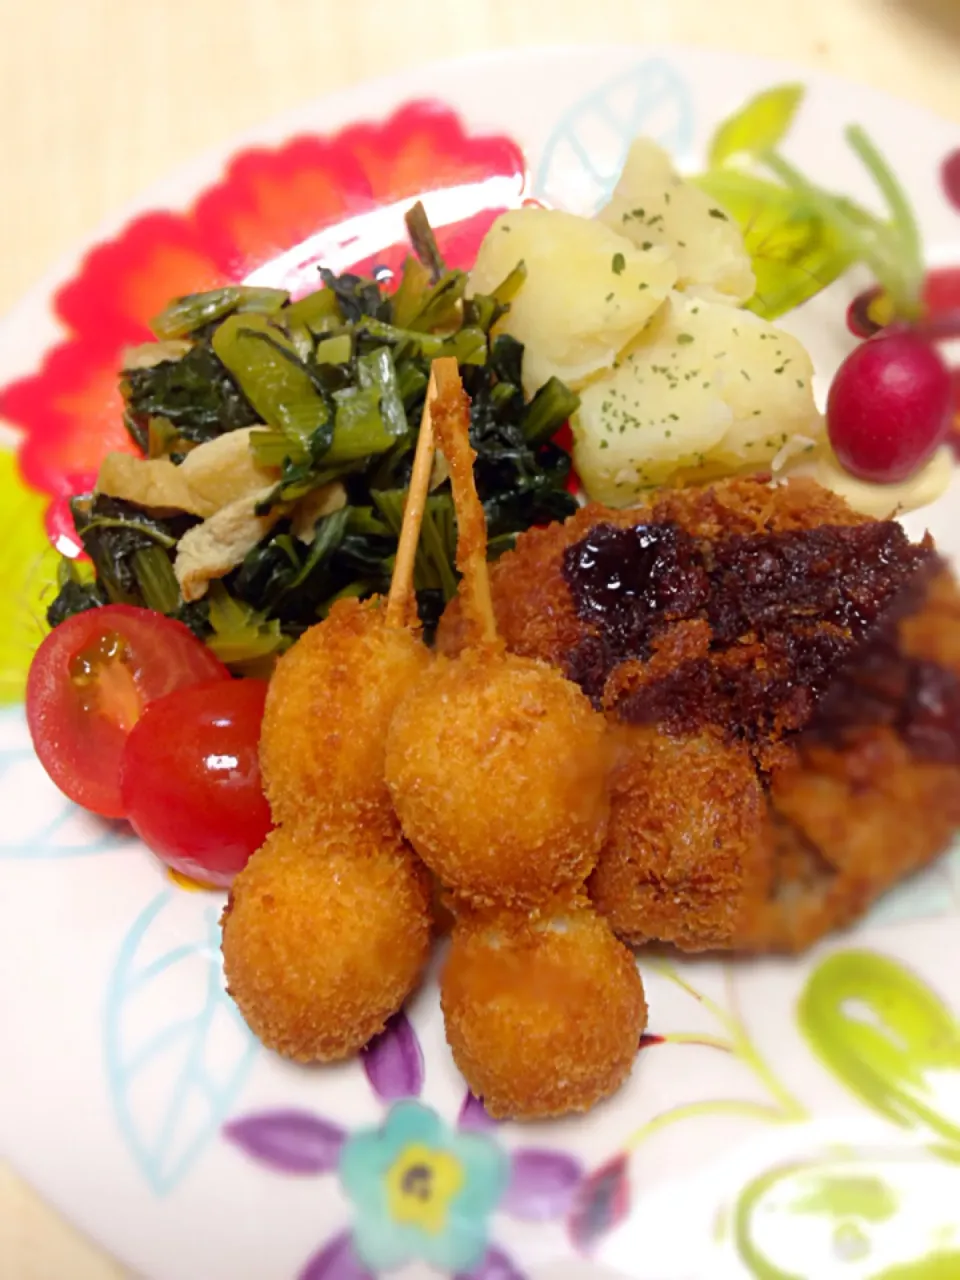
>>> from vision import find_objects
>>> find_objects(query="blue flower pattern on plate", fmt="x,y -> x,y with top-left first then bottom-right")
104,889 -> 256,1194
341,1099 -> 509,1274
533,58 -> 695,213
224,1014 -> 584,1277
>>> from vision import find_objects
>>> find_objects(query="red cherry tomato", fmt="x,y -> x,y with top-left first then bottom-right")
27,606 -> 229,819
119,679 -> 272,888
827,330 -> 953,484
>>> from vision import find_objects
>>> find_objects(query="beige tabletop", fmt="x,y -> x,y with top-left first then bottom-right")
2,0 -> 959,1276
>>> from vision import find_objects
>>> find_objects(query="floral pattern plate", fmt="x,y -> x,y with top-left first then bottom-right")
1,45 -> 960,1280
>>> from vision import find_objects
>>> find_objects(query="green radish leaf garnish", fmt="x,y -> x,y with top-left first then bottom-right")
699,85 -> 926,321
708,83 -> 806,169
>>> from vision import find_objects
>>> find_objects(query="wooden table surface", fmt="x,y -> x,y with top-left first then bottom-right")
2,0 -> 959,1275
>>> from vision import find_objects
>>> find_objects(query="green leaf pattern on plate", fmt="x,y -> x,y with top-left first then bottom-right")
726,952 -> 960,1275
790,1173 -> 899,1223
734,1151 -> 960,1279
798,950 -> 960,1144
601,951 -> 960,1276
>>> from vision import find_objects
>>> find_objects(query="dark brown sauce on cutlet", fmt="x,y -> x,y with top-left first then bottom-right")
811,632 -> 960,764
562,519 -> 960,763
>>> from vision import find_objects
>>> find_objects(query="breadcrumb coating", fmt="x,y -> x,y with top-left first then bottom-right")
222,825 -> 432,1062
260,596 -> 430,835
386,649 -> 611,907
441,897 -> 647,1119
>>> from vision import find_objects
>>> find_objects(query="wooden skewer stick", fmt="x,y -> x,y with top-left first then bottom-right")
428,357 -> 499,650
384,359 -> 440,630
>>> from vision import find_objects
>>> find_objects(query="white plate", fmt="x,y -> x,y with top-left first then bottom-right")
1,45 -> 960,1280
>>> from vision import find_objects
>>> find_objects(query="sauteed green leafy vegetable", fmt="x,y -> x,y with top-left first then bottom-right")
49,205 -> 579,666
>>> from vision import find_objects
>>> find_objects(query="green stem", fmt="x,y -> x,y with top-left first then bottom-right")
845,124 -> 924,288
761,152 -> 892,287
724,968 -> 808,1121
762,147 -> 923,317
624,1099 -> 791,1156
654,960 -> 731,1024
655,961 -> 808,1121
664,1032 -> 734,1052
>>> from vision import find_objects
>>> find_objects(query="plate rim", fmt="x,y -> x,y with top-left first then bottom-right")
1,42 -> 959,1280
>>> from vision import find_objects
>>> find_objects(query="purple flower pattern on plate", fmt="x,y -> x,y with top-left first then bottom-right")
223,1011 -> 584,1278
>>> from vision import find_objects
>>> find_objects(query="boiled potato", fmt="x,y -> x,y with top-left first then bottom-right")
597,139 -> 755,305
468,208 -> 676,395
573,293 -> 823,506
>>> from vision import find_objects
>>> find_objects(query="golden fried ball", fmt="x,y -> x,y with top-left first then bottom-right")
221,826 -> 432,1062
385,650 -> 611,907
441,898 -> 647,1119
588,727 -> 773,951
260,597 -> 430,833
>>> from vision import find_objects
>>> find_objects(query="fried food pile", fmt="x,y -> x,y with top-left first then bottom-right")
385,363 -> 647,1119
222,360 -> 648,1121
221,366 -> 444,1065
222,352 -> 960,1123
438,476 -> 960,953
222,602 -> 434,1062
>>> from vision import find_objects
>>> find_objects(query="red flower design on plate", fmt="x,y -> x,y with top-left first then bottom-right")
0,102 -> 527,544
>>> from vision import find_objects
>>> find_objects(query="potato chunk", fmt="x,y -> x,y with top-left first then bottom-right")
469,208 -> 676,395
597,139 -> 755,305
573,294 -> 823,505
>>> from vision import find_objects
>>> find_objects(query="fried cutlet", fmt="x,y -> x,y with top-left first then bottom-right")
438,476 -> 960,952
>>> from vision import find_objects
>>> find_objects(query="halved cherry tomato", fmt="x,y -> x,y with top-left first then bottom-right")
26,606 -> 229,819
119,679 -> 272,888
